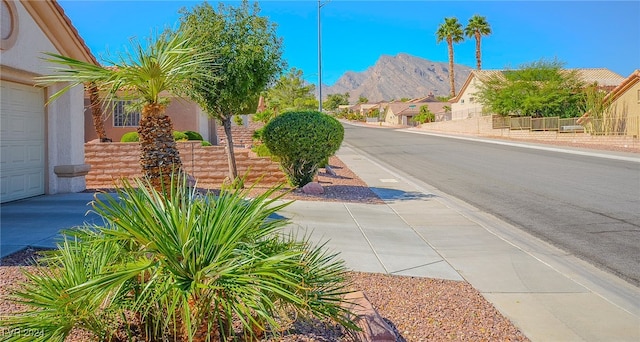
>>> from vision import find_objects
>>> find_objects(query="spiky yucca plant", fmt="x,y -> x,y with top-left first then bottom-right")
1,178 -> 356,341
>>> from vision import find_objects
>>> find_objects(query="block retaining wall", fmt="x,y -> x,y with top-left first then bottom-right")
85,141 -> 286,189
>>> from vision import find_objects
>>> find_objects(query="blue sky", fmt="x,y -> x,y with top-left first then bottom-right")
58,0 -> 639,86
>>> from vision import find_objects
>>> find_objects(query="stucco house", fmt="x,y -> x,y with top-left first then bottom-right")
384,99 -> 449,126
604,70 -> 640,120
84,94 -> 216,143
450,68 -> 626,121
1,0 -> 95,202
578,70 -> 640,137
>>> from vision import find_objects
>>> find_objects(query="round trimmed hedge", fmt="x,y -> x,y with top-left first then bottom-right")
183,130 -> 203,141
262,110 -> 343,187
120,131 -> 139,142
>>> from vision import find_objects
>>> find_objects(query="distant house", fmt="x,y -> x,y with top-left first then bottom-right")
384,95 -> 449,126
1,0 -> 95,202
450,68 -> 626,121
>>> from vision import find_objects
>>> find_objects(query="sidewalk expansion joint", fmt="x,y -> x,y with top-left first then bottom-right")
389,260 -> 446,275
343,203 -> 389,274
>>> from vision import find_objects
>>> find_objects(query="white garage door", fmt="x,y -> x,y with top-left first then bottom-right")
1,81 -> 45,203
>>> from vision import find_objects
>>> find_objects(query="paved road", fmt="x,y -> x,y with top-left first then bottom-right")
343,124 -> 640,286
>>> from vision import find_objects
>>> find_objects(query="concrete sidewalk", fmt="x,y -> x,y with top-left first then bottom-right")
1,144 -> 639,341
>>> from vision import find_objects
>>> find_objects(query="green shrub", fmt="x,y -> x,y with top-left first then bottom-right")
183,130 -> 203,141
262,110 -> 344,187
252,143 -> 274,158
201,140 -> 212,146
172,130 -> 189,141
120,131 -> 139,142
233,114 -> 244,126
3,177 -> 356,341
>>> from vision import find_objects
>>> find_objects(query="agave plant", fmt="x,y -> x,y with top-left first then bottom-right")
2,177 -> 356,341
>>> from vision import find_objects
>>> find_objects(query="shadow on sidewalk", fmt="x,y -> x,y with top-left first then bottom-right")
369,188 -> 436,202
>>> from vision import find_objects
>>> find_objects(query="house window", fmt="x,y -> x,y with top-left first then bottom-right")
637,89 -> 640,103
113,100 -> 140,127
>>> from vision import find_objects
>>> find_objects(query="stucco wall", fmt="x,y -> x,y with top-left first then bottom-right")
84,142 -> 287,189
451,77 -> 484,120
2,1 -> 87,194
611,81 -> 640,136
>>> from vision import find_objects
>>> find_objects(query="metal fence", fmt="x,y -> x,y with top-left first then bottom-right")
491,115 -> 639,136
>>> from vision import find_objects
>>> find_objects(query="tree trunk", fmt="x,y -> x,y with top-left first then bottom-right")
88,83 -> 108,141
475,32 -> 482,70
137,104 -> 182,193
222,116 -> 239,182
447,37 -> 456,98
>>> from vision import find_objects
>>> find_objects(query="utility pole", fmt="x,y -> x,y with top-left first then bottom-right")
318,0 -> 328,112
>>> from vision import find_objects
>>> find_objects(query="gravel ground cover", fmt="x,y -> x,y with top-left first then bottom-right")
0,156 -> 530,341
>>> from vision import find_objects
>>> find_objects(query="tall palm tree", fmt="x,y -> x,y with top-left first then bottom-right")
436,17 -> 464,98
465,14 -> 492,70
36,32 -> 211,192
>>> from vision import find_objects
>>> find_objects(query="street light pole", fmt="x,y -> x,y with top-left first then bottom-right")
317,0 -> 327,113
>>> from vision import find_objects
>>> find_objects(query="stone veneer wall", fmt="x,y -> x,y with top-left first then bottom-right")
217,121 -> 264,147
85,141 -> 286,189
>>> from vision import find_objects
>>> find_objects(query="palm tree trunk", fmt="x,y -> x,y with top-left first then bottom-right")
447,37 -> 456,98
88,83 -> 108,141
475,32 -> 482,70
222,116 -> 239,182
138,104 -> 182,192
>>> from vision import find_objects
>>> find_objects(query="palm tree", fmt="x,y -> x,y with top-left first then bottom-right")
36,32 -> 211,192
465,14 -> 492,70
87,82 -> 109,142
436,17 -> 464,98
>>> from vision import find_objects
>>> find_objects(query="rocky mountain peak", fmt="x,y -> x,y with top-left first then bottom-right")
322,53 -> 472,103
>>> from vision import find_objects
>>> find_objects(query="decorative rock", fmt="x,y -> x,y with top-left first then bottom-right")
342,291 -> 397,342
302,182 -> 324,195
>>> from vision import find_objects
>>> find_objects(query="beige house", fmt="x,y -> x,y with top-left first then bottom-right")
1,0 -> 95,202
84,95 -> 216,143
578,70 -> 640,137
605,70 -> 640,119
384,99 -> 448,126
450,68 -> 626,121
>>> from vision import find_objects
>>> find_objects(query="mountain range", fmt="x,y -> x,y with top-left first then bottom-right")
322,53 -> 473,103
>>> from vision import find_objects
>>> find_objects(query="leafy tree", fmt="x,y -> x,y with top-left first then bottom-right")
476,59 -> 585,117
179,1 -> 284,181
35,31 -> 211,192
358,96 -> 369,104
264,67 -> 317,114
436,17 -> 464,97
464,14 -> 492,70
414,105 -> 435,124
323,92 -> 350,110
399,97 -> 411,102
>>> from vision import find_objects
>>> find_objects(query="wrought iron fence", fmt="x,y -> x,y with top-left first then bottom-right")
491,115 -> 639,136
